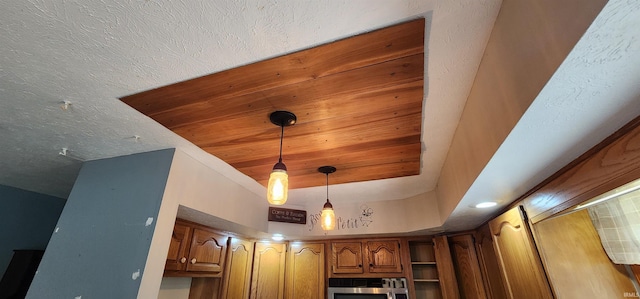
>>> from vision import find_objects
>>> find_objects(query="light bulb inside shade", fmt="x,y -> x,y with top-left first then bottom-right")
267,169 -> 288,205
321,206 -> 336,231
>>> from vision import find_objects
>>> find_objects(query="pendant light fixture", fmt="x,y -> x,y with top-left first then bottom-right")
267,111 -> 297,205
318,166 -> 336,231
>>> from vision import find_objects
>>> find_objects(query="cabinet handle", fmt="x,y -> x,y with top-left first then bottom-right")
180,257 -> 187,264
190,258 -> 197,264
358,264 -> 362,268
369,263 -> 373,267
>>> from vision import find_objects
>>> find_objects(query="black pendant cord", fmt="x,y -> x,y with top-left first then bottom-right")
278,125 -> 284,163
325,173 -> 330,203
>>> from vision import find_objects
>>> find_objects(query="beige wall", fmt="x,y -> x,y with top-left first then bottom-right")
158,277 -> 192,299
269,190 -> 442,238
172,150 -> 270,231
436,0 -> 607,219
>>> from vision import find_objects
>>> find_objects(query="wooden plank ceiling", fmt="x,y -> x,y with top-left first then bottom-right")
121,18 -> 425,189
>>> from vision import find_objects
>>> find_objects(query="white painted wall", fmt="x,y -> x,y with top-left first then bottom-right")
268,191 -> 442,238
158,277 -> 191,299
171,150 -> 269,231
165,150 -> 443,240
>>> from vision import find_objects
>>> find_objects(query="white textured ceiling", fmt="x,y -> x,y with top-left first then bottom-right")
1,0 -> 639,232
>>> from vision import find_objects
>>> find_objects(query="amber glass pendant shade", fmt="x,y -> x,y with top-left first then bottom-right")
321,201 -> 336,230
318,166 -> 337,231
266,111 -> 296,206
267,168 -> 288,205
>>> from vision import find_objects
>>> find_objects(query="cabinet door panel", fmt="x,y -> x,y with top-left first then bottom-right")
366,240 -> 402,273
222,238 -> 254,299
165,223 -> 191,271
433,235 -> 460,299
186,228 -> 228,273
285,243 -> 325,299
489,207 -> 553,299
474,224 -> 507,299
332,242 -> 364,274
250,242 -> 286,299
449,235 -> 487,299
534,209 -> 635,298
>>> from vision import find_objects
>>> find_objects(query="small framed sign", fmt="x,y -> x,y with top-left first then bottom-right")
268,207 -> 307,224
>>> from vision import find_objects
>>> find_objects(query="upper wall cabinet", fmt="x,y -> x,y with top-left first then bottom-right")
165,222 -> 192,272
474,224 -> 507,299
250,242 -> 287,299
221,237 -> 255,299
367,240 -> 403,274
164,219 -> 229,277
330,239 -> 404,278
332,241 -> 364,274
187,228 -> 228,273
448,234 -> 487,299
285,242 -> 326,299
488,207 -> 553,299
534,208 -> 636,298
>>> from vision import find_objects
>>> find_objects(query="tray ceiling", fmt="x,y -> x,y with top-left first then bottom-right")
121,19 -> 425,189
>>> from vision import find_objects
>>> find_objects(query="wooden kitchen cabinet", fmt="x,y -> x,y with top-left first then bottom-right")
448,234 -> 487,299
474,224 -> 507,299
165,222 -> 192,271
250,242 -> 287,299
367,240 -> 403,273
221,237 -> 254,299
408,236 -> 459,299
488,206 -> 553,299
408,239 -> 442,299
164,219 -> 229,277
331,239 -> 404,277
187,228 -> 228,272
332,241 -> 364,274
285,242 -> 325,299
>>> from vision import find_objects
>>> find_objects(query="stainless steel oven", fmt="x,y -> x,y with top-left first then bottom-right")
327,278 -> 409,299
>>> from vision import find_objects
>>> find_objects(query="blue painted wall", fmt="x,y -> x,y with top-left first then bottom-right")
26,149 -> 175,299
0,185 -> 66,278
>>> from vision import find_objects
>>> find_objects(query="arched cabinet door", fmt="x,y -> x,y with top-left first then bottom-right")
332,241 -> 364,274
488,206 -> 553,299
250,242 -> 286,299
222,237 -> 254,299
366,240 -> 402,273
285,242 -> 325,299
185,228 -> 228,273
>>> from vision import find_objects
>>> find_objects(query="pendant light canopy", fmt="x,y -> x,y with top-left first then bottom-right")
319,166 -> 336,231
267,111 -> 297,205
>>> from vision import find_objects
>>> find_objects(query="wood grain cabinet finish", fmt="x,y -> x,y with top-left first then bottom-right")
285,242 -> 325,299
534,209 -> 636,298
449,235 -> 487,299
250,242 -> 287,299
433,235 -> 460,299
332,241 -> 364,274
331,239 -> 404,277
488,207 -> 553,299
408,238 -> 447,299
474,224 -> 507,299
164,220 -> 229,277
222,237 -> 254,299
165,222 -> 192,271
366,240 -> 403,273
186,228 -> 228,273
